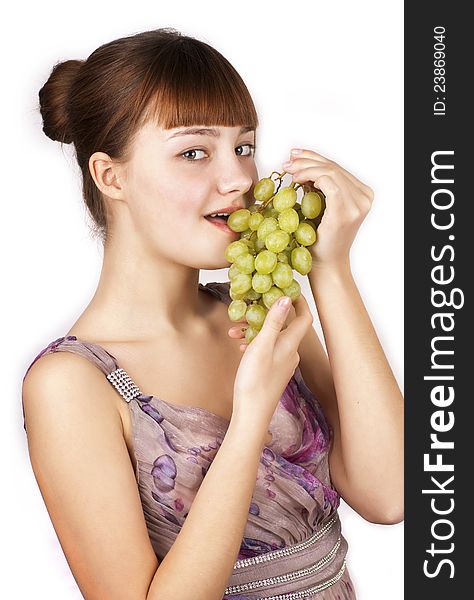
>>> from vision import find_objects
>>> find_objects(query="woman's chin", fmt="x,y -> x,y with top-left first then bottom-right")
199,260 -> 232,271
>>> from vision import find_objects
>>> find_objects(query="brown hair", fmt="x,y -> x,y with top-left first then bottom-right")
38,28 -> 259,244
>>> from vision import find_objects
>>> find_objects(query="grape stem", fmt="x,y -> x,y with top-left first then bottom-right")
256,193 -> 276,213
270,170 -> 287,180
255,170 -> 304,213
257,171 -> 287,212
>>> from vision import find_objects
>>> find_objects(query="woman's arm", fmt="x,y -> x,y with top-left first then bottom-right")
147,412 -> 267,599
307,261 -> 403,524
282,148 -> 404,524
23,353 -> 269,600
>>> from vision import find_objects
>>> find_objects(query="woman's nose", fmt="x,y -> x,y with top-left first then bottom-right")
215,157 -> 253,196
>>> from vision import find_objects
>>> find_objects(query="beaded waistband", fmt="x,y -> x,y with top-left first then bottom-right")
225,513 -> 347,599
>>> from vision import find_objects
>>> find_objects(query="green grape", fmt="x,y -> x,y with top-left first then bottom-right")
245,325 -> 259,343
295,222 -> 317,246
254,249 -> 278,274
257,217 -> 279,241
291,246 -> 313,275
263,203 -> 280,219
241,241 -> 256,256
228,263 -> 241,279
228,300 -> 248,322
224,166 -> 322,335
278,207 -> 300,233
252,272 -> 273,293
245,288 -> 262,301
289,236 -> 298,250
241,238 -> 256,254
253,178 -> 275,202
281,248 -> 293,266
282,278 -> 302,301
262,285 -> 285,309
229,288 -> 246,300
249,212 -> 265,231
271,262 -> 294,288
264,229 -> 290,253
240,227 -> 254,240
230,272 -> 253,294
245,303 -> 267,330
227,208 -> 251,232
301,191 -> 323,219
225,240 -> 249,263
235,252 -> 255,274
272,187 -> 297,212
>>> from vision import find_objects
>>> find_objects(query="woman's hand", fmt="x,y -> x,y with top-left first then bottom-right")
230,294 -> 313,432
282,148 -> 375,269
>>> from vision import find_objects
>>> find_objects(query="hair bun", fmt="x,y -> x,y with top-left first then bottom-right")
38,59 -> 83,143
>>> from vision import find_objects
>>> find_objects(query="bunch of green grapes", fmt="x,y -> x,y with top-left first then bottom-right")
224,170 -> 325,343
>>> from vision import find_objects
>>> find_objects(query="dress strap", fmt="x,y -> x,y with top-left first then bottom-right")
199,281 -> 232,306
23,335 -> 118,378
22,336 -> 143,432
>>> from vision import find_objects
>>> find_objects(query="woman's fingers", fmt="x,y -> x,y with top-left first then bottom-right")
228,320 -> 248,339
229,296 -> 308,348
287,149 -> 372,195
278,293 -> 313,349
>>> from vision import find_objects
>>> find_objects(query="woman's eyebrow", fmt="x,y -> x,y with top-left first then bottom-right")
166,126 -> 255,140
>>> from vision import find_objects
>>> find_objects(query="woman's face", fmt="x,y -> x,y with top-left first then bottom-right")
118,121 -> 258,269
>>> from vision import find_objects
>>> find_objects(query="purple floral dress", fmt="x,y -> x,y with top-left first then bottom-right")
22,281 -> 356,599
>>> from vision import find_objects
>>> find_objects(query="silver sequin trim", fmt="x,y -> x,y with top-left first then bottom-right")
106,368 -> 142,402
232,514 -> 338,570
256,560 -> 346,600
225,536 -> 341,595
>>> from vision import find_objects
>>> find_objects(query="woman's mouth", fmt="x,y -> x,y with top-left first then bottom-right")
203,215 -> 239,236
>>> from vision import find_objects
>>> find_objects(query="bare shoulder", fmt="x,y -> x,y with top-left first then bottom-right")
22,351 -> 158,599
22,350 -> 122,431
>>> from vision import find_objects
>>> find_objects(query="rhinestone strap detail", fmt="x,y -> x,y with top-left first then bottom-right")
106,368 -> 142,403
257,560 -> 346,600
224,536 -> 341,595
232,514 -> 338,570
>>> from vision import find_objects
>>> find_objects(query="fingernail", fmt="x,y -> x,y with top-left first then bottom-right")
282,160 -> 292,168
291,148 -> 303,155
278,296 -> 291,309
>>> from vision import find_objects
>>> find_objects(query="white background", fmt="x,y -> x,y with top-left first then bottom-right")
3,1 -> 403,597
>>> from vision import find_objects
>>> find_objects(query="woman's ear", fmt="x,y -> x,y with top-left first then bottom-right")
88,151 -> 127,201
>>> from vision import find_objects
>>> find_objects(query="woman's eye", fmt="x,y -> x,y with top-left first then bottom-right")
236,144 -> 256,157
181,149 -> 207,161
180,144 -> 255,162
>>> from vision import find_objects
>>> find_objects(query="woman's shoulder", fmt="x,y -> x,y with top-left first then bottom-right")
23,335 -> 116,382
21,346 -> 120,435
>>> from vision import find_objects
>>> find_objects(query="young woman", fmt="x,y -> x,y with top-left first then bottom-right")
21,28 -> 403,600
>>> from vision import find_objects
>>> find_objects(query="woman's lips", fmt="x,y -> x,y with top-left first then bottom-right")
204,216 -> 239,236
